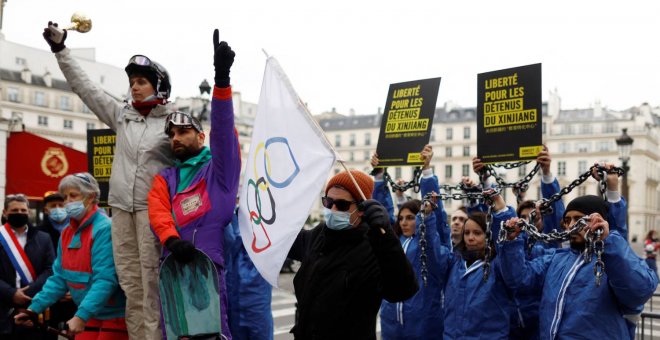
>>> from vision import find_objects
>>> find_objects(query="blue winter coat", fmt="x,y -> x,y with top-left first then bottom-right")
499,231 -> 657,340
440,206 -> 517,339
224,211 -> 273,340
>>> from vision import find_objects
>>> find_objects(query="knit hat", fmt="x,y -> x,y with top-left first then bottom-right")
325,170 -> 373,201
564,195 -> 608,219
43,191 -> 64,204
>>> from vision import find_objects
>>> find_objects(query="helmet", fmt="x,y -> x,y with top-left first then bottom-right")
164,111 -> 203,135
125,55 -> 171,99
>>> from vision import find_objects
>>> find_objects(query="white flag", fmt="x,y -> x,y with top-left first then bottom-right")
238,57 -> 336,287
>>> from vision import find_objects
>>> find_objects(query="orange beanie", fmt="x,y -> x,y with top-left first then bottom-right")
325,170 -> 373,201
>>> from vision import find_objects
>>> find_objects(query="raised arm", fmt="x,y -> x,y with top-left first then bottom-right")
43,23 -> 122,129
210,29 -> 241,194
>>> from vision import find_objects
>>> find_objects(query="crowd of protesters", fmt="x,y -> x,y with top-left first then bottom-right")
0,21 -> 656,340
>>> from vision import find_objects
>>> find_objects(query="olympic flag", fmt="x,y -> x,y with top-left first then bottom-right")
238,57 -> 336,287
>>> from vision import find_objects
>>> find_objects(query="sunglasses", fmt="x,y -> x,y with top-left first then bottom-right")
164,111 -> 203,135
321,196 -> 356,212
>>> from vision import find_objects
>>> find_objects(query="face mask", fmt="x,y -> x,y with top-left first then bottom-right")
65,201 -> 87,221
48,207 -> 68,223
323,208 -> 356,231
7,213 -> 28,229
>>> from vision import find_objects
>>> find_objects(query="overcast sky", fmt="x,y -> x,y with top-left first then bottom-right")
3,0 -> 660,115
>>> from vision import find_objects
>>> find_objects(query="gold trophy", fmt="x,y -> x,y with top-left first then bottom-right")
48,12 -> 92,43
64,12 -> 92,33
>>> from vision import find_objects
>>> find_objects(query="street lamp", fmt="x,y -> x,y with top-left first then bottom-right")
615,128 -> 634,229
198,79 -> 211,121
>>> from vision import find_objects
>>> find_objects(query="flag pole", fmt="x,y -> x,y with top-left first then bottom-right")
337,160 -> 366,201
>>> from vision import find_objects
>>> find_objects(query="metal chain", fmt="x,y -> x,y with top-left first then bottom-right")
530,165 -> 624,223
482,163 -> 541,203
499,215 -> 608,286
489,161 -> 532,169
382,167 -> 423,193
480,169 -> 496,282
417,193 -> 438,287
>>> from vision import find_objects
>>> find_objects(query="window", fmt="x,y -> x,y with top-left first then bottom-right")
463,146 -> 470,157
603,123 -> 616,133
576,142 -> 590,153
561,125 -> 574,135
462,164 -> 470,177
38,116 -> 48,127
557,161 -> 566,176
349,133 -> 356,146
364,151 -> 370,161
445,147 -> 452,158
63,119 -> 73,129
395,167 -> 402,179
597,141 -> 611,152
463,126 -> 471,139
518,164 -> 528,177
60,96 -> 71,111
63,142 -> 74,148
34,91 -> 46,106
86,122 -> 96,130
364,133 -> 371,146
445,165 -> 452,178
559,142 -> 570,153
15,57 -> 26,66
446,128 -> 453,140
100,75 -> 105,84
82,104 -> 91,114
542,122 -> 547,135
335,135 -> 341,147
580,124 -> 593,134
578,186 -> 586,196
430,128 -> 436,142
578,160 -> 587,173
334,168 -> 340,175
349,152 -> 354,161
7,87 -> 19,102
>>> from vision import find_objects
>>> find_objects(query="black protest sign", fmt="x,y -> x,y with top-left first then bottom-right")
87,129 -> 116,208
375,77 -> 441,167
477,64 -> 542,164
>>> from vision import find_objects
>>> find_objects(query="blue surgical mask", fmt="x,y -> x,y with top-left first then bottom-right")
65,200 -> 87,221
48,207 -> 68,223
323,207 -> 356,231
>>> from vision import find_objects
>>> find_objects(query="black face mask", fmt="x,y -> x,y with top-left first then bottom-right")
7,213 -> 28,229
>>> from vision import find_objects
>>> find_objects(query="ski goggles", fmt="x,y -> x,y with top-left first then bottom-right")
164,111 -> 203,135
127,55 -> 153,67
321,196 -> 357,212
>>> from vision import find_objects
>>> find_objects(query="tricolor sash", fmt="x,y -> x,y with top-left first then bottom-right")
0,224 -> 36,285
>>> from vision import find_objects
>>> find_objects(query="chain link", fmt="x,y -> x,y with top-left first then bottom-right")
382,167 -> 423,193
417,193 -> 438,287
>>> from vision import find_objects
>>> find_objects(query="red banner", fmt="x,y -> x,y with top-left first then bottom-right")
7,132 -> 88,200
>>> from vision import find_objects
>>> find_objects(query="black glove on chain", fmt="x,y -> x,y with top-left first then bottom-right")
42,21 -> 67,53
213,29 -> 235,88
165,237 -> 196,264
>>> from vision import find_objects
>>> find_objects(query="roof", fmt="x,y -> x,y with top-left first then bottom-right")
0,68 -> 71,91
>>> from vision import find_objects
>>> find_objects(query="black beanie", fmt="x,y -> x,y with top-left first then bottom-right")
564,195 -> 608,219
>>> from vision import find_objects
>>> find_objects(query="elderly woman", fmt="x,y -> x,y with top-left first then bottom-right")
15,173 -> 127,340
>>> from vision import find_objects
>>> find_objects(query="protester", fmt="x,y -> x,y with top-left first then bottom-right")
38,192 -> 76,340
645,230 -> 659,278
449,207 -> 468,248
147,29 -> 240,340
0,194 -> 55,339
500,195 -> 658,339
287,169 -> 418,339
438,190 -> 518,339
376,145 -> 449,338
15,173 -> 128,340
224,208 -> 274,340
43,22 -> 175,339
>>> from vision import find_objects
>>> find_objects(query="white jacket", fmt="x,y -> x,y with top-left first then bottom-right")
55,48 -> 174,212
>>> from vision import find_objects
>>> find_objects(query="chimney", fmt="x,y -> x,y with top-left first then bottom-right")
21,67 -> 32,84
43,71 -> 52,87
349,108 -> 355,116
593,99 -> 602,117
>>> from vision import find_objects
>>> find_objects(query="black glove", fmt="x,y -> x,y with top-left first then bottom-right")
359,199 -> 390,231
165,237 -> 196,264
42,21 -> 67,53
213,29 -> 235,88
